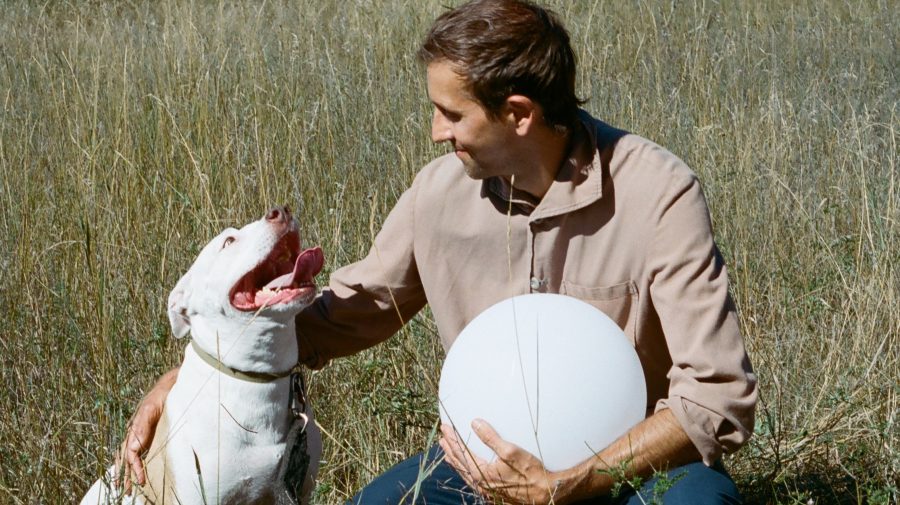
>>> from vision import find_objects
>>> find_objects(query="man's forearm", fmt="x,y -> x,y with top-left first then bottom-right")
559,408 -> 701,502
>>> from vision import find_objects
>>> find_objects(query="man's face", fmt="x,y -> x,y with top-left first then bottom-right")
426,61 -> 516,179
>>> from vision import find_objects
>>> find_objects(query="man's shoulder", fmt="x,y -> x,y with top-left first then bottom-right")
618,134 -> 694,171
579,111 -> 697,188
606,131 -> 699,195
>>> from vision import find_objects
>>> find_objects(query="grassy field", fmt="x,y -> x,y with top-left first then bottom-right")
0,0 -> 897,503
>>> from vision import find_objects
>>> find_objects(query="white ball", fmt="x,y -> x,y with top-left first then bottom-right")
438,293 -> 646,471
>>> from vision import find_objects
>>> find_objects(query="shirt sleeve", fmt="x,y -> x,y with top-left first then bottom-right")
648,173 -> 758,465
295,174 -> 427,369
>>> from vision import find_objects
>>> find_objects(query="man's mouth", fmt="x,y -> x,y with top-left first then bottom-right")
230,230 -> 324,311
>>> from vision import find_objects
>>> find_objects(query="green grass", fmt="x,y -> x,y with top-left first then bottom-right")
0,0 -> 897,503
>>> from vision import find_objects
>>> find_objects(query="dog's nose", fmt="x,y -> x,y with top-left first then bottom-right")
266,206 -> 291,224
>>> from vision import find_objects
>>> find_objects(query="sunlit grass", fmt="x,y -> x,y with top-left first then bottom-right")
0,0 -> 896,503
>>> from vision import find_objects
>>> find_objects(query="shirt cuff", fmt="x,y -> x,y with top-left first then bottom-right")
297,327 -> 328,370
656,395 -> 750,466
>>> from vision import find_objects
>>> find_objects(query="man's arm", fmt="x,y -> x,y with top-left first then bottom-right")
557,408 -> 700,501
117,366 -> 179,492
441,408 -> 699,505
296,170 -> 427,369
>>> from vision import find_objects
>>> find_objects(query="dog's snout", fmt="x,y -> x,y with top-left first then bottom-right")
266,206 -> 291,224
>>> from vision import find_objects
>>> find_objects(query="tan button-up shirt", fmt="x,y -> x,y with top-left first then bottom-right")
297,112 -> 757,465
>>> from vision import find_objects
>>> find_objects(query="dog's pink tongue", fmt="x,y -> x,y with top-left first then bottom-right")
295,246 -> 325,281
263,246 -> 324,289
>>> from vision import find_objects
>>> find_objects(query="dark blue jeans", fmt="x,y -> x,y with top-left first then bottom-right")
347,446 -> 741,504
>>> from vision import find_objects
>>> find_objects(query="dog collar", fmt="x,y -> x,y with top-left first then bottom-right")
190,340 -> 294,383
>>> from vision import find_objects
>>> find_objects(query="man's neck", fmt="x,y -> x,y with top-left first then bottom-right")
507,126 -> 572,200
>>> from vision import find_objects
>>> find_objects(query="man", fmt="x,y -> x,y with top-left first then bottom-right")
123,1 -> 756,503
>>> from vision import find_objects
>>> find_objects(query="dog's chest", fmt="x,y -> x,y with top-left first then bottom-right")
161,361 -> 296,503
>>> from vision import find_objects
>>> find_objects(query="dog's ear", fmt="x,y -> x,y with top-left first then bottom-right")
167,275 -> 192,339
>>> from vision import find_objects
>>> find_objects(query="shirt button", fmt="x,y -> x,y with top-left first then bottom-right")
530,277 -> 544,291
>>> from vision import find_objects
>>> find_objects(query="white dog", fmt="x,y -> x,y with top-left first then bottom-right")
81,207 -> 324,505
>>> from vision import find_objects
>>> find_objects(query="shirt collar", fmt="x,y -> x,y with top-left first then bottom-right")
483,111 -> 628,221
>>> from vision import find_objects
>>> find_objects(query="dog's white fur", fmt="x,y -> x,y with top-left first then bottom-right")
81,211 -> 322,505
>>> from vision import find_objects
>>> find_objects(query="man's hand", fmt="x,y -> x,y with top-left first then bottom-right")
115,367 -> 179,494
440,409 -> 702,504
439,420 -> 580,505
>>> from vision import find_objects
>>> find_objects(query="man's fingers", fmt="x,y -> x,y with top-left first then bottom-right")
130,455 -> 146,486
122,466 -> 133,495
115,424 -> 150,493
443,420 -> 522,499
470,418 -> 497,440
440,436 -> 480,491
472,418 -> 526,463
471,418 -> 508,456
439,426 -> 472,474
440,423 -> 494,490
439,422 -> 456,443
440,424 -> 474,467
439,438 -> 465,474
125,401 -> 161,486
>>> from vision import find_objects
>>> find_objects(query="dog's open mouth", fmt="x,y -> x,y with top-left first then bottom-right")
230,231 -> 324,311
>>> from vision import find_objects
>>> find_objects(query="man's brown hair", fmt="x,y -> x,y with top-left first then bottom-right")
418,0 -> 584,131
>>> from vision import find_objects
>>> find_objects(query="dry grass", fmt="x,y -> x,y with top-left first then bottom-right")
0,1 -> 896,503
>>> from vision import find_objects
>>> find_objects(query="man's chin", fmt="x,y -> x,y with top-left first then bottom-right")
462,165 -> 489,180
456,154 -> 487,179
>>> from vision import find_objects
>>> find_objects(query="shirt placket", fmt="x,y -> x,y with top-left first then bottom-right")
528,218 -> 550,293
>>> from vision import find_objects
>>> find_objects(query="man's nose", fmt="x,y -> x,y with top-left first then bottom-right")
431,109 -> 453,143
266,206 -> 291,224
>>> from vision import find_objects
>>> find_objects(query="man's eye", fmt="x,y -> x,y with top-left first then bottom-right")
222,237 -> 236,249
437,106 -> 461,123
445,111 -> 462,122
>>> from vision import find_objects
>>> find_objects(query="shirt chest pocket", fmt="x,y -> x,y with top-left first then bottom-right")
560,280 -> 638,344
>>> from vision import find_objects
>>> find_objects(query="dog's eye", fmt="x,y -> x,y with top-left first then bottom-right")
222,237 -> 236,249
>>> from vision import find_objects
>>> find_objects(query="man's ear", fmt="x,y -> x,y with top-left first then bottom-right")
167,274 -> 192,339
504,95 -> 537,135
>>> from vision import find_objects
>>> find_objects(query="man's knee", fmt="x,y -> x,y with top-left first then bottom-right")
628,461 -> 741,505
